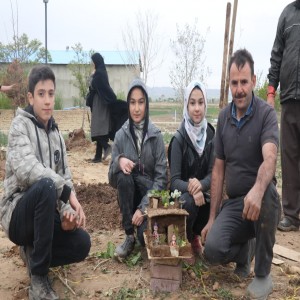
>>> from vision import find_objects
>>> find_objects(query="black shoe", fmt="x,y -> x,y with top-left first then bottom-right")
103,145 -> 112,161
234,238 -> 256,278
29,274 -> 59,300
278,217 -> 299,232
91,157 -> 101,163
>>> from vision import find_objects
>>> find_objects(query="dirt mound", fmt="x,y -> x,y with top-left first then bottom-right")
65,128 -> 91,150
75,182 -> 122,233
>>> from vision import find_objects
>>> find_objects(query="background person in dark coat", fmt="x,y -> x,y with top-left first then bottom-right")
89,52 -> 117,163
267,0 -> 300,231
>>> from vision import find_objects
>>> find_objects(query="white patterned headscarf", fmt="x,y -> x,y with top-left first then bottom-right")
183,80 -> 208,157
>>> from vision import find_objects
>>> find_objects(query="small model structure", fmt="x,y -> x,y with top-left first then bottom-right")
144,190 -> 193,292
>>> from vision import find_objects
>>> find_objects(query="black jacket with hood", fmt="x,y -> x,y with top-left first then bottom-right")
168,121 -> 215,201
268,0 -> 300,103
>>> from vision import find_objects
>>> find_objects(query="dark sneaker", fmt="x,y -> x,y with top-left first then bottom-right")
114,235 -> 135,258
29,274 -> 59,300
246,274 -> 273,300
234,238 -> 256,278
20,245 -> 32,277
91,157 -> 101,163
278,217 -> 299,232
103,145 -> 112,161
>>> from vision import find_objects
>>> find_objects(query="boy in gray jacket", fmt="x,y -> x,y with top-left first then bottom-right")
0,66 -> 91,300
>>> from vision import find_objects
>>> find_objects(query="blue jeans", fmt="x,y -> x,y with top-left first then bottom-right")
204,183 -> 280,277
9,178 -> 91,276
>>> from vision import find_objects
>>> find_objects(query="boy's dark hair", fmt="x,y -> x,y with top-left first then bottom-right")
228,48 -> 254,76
28,65 -> 56,94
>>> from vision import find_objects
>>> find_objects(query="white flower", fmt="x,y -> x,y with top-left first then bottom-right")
171,189 -> 182,199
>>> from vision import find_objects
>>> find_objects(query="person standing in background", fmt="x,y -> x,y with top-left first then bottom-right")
88,52 -> 116,163
267,0 -> 300,231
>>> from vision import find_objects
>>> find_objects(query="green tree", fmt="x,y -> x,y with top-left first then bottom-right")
169,20 -> 210,103
0,34 -> 51,63
255,72 -> 280,111
68,43 -> 93,107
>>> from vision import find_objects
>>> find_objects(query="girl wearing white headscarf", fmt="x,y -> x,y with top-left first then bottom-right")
168,80 -> 215,256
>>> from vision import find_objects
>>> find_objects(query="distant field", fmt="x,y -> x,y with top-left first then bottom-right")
149,102 -> 220,125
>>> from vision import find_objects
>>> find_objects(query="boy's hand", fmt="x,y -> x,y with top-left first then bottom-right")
68,191 -> 86,229
61,211 -> 77,231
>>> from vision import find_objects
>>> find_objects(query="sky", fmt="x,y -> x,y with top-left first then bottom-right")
0,0 -> 292,89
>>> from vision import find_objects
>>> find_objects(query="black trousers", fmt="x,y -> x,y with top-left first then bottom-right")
116,172 -> 153,245
95,135 -> 109,159
181,192 -> 210,242
204,183 -> 280,277
281,101 -> 300,225
9,178 -> 91,276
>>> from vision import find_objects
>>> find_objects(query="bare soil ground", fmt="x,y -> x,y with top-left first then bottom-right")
0,141 -> 299,300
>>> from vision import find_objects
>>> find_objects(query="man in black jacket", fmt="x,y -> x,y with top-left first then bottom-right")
267,0 -> 300,232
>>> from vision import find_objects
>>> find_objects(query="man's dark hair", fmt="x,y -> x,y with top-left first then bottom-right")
28,65 -> 56,94
228,49 -> 254,76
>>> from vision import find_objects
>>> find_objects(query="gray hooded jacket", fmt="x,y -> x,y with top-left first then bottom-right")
108,79 -> 167,212
0,107 -> 74,236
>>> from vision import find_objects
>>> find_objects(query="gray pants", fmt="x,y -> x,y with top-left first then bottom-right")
281,101 -> 300,225
204,183 -> 280,277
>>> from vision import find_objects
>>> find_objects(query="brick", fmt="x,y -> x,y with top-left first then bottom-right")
150,278 -> 181,292
150,261 -> 182,282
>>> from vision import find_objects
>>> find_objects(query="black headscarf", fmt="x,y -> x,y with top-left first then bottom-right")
91,53 -> 117,104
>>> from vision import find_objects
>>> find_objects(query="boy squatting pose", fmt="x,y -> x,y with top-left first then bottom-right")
0,65 -> 91,300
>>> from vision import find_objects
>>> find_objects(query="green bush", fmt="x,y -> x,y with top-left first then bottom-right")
54,92 -> 64,110
0,94 -> 13,109
0,131 -> 8,146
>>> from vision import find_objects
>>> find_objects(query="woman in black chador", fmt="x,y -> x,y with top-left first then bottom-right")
88,52 -> 117,163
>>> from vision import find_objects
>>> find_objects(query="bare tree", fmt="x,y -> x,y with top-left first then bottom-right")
121,10 -> 164,85
169,20 -> 210,102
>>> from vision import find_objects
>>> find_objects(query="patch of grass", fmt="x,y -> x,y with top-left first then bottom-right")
0,131 -> 8,146
94,241 -> 115,259
216,288 -> 234,300
162,132 -> 173,144
183,259 -> 207,278
0,94 -> 13,109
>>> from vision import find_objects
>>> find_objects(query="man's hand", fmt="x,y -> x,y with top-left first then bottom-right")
68,191 -> 86,229
242,186 -> 264,221
193,191 -> 205,207
267,86 -> 276,108
188,178 -> 202,195
132,209 -> 144,226
119,157 -> 135,175
201,218 -> 214,245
